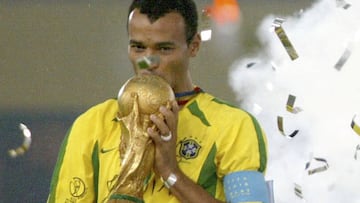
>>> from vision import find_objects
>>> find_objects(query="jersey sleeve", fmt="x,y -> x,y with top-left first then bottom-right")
217,112 -> 268,178
217,113 -> 269,202
47,111 -> 99,203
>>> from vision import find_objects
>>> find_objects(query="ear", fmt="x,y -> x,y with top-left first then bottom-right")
189,33 -> 201,57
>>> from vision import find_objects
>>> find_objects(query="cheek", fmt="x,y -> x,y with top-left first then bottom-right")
128,49 -> 136,61
128,51 -> 140,69
163,50 -> 189,69
172,56 -> 189,72
160,57 -> 183,74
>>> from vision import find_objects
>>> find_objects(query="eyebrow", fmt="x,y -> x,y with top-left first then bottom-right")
129,40 -> 175,47
129,39 -> 142,45
156,42 -> 176,47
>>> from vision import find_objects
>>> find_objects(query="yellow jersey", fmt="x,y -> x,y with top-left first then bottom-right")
47,92 -> 267,203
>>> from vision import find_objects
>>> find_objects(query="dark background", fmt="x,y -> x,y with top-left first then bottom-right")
0,1 -> 312,202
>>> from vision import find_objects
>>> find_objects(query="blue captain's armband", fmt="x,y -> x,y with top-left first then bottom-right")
224,171 -> 269,203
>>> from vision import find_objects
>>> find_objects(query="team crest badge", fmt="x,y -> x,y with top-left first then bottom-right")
179,139 -> 201,159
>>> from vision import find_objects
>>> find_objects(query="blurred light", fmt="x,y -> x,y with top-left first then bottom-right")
252,103 -> 263,115
200,29 -> 212,41
265,81 -> 274,91
209,0 -> 240,25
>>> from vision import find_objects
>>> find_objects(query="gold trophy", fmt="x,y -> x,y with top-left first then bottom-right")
108,74 -> 175,203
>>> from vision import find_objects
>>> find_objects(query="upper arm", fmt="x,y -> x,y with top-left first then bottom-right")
223,171 -> 270,203
217,114 -> 269,202
217,114 -> 268,176
48,117 -> 97,202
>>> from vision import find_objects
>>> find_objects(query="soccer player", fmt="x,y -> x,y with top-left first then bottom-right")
47,0 -> 269,202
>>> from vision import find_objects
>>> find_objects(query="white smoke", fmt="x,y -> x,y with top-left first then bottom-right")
228,0 -> 360,202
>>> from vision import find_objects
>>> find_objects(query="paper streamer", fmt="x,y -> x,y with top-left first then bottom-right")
286,94 -> 303,114
334,43 -> 353,70
277,116 -> 299,138
336,0 -> 351,9
351,114 -> 360,136
305,157 -> 329,175
294,183 -> 304,199
8,123 -> 32,158
354,144 -> 360,160
272,18 -> 299,60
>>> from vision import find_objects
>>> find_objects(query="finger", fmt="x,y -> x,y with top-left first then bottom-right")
147,126 -> 161,143
171,100 -> 179,114
159,100 -> 178,131
147,125 -> 172,144
150,113 -> 169,135
159,131 -> 173,142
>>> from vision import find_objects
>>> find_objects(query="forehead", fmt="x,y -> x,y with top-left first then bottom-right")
128,9 -> 187,43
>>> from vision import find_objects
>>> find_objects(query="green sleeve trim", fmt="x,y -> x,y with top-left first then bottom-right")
48,126 -> 73,203
212,97 -> 267,172
109,194 -> 144,203
92,141 -> 100,201
187,101 -> 211,126
197,144 -> 217,196
249,114 -> 267,173
211,97 -> 238,108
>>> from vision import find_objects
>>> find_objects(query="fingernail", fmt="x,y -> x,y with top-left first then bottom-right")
147,127 -> 153,134
159,106 -> 166,112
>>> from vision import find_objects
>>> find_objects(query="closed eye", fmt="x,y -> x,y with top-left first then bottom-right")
157,43 -> 175,54
130,44 -> 146,52
159,46 -> 174,52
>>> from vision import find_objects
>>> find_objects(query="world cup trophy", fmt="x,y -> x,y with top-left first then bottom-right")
107,74 -> 175,203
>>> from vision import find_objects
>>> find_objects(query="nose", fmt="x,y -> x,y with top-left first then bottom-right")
136,55 -> 160,70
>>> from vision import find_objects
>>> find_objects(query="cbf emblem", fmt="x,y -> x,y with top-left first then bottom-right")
179,139 -> 201,159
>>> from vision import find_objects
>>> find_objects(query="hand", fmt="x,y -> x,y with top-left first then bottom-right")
147,100 -> 180,178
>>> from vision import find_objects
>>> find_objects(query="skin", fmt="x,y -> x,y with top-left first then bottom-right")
127,9 -> 224,203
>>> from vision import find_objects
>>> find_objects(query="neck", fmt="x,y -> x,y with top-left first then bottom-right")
175,86 -> 203,106
172,72 -> 193,93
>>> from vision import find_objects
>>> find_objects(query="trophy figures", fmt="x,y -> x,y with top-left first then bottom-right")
108,74 -> 175,203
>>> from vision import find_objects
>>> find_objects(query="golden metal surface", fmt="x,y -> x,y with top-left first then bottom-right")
117,74 -> 175,117
108,74 -> 174,202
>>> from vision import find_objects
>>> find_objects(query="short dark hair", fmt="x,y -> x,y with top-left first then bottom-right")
128,0 -> 198,44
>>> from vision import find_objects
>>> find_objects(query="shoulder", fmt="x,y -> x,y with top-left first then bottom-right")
75,98 -> 118,124
192,92 -> 254,123
193,94 -> 268,173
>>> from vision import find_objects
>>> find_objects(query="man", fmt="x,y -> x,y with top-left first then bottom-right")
47,0 -> 269,202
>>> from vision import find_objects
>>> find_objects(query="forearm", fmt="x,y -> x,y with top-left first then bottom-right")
166,169 -> 224,203
149,102 -> 224,202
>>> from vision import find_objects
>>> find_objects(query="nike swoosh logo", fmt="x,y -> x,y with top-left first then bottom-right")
100,147 -> 117,154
